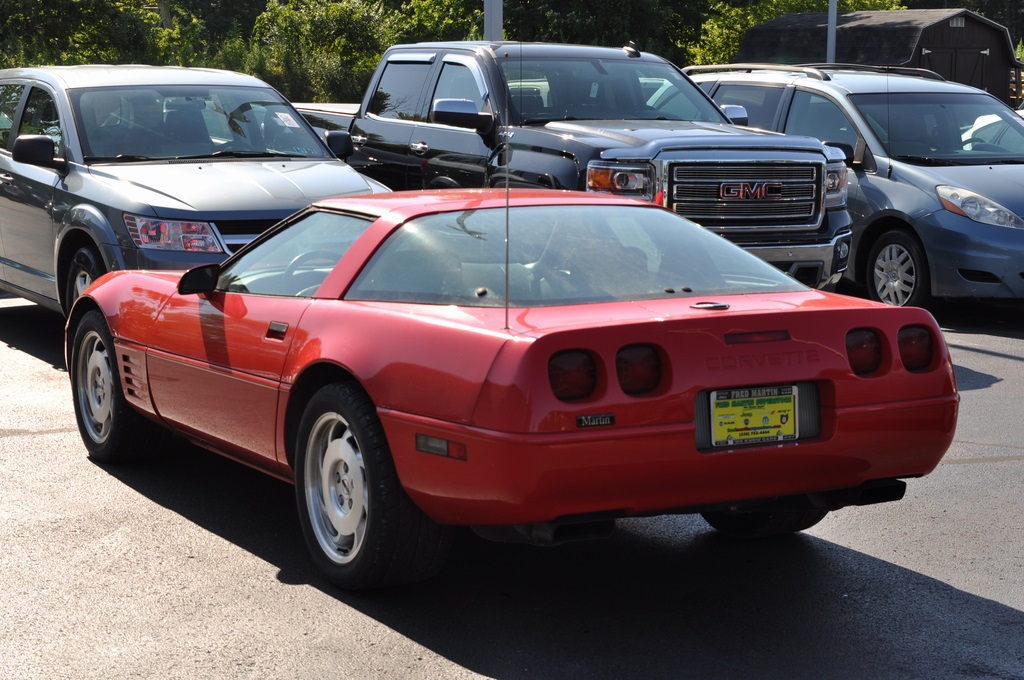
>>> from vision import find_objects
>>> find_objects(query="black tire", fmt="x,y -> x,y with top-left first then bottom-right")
294,382 -> 453,589
866,230 -> 930,307
64,246 -> 105,315
700,509 -> 829,538
69,310 -> 155,463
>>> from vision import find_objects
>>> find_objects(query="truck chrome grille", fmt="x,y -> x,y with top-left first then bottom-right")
668,162 -> 823,230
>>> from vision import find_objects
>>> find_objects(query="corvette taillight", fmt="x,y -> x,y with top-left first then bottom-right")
898,325 -> 934,372
846,328 -> 882,376
549,350 -> 597,401
616,344 -> 662,396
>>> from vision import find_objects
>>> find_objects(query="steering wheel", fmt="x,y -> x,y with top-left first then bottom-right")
283,250 -> 341,279
963,137 -> 1001,152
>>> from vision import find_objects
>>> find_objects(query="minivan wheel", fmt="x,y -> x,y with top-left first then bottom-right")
65,246 -> 105,314
867,230 -> 930,307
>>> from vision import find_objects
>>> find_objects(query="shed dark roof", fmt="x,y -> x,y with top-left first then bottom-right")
736,9 -> 1017,65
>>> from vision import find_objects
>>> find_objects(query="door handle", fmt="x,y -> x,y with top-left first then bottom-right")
351,134 -> 367,145
409,141 -> 430,155
0,173 -> 13,183
266,321 -> 289,340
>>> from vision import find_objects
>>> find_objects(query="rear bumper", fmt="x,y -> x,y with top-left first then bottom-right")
381,393 -> 958,526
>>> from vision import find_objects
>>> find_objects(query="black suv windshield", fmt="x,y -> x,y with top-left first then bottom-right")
500,58 -> 725,123
852,91 -> 1024,164
71,85 -> 331,162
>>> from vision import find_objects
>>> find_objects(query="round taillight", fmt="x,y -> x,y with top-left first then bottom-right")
846,328 -> 882,376
548,350 -> 597,402
616,344 -> 662,396
898,325 -> 933,372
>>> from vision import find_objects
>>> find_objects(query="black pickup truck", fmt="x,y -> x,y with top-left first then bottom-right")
297,41 -> 854,288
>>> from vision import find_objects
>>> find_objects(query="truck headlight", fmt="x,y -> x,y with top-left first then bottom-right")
586,162 -> 654,201
937,186 -> 1024,229
124,214 -> 225,253
824,161 -> 848,209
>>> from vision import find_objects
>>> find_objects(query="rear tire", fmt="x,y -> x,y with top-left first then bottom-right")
70,310 -> 155,463
701,509 -> 829,538
294,382 -> 453,589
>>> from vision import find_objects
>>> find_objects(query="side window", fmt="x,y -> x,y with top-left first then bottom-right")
784,90 -> 859,148
431,63 -> 485,121
216,211 -> 373,298
0,84 -> 23,149
713,84 -> 784,130
18,87 -> 62,155
368,62 -> 431,121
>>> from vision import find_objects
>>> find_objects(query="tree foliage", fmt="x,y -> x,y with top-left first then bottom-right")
0,0 -> 1020,100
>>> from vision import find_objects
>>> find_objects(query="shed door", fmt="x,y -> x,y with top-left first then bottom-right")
921,47 -> 986,91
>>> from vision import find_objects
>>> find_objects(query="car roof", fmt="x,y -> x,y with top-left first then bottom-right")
687,64 -> 989,98
314,188 -> 655,221
0,64 -> 270,90
389,41 -> 669,64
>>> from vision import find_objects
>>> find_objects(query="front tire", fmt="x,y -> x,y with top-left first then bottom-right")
64,246 -> 105,315
70,310 -> 154,462
867,230 -> 930,307
294,382 -> 453,589
701,509 -> 829,538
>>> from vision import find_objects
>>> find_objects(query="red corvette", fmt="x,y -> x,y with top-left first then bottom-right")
67,190 -> 959,589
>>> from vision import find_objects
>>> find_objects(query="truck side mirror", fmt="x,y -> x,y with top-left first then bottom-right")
432,99 -> 494,134
326,130 -> 354,160
720,105 -> 749,127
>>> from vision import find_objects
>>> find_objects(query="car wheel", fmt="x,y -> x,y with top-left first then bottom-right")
295,382 -> 453,589
70,310 -> 155,462
700,509 -> 828,538
65,246 -> 105,314
867,230 -> 930,307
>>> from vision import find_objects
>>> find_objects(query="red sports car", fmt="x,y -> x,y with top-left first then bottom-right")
66,190 -> 959,589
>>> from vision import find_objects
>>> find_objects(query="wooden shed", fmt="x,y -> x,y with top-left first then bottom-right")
736,9 -> 1024,104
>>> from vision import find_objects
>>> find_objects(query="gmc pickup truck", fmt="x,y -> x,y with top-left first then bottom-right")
296,41 -> 854,288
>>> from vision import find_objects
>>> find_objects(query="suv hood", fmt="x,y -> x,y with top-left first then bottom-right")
532,120 -> 829,158
88,159 -> 377,217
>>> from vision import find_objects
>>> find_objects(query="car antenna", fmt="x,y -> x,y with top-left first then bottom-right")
501,44 -> 519,330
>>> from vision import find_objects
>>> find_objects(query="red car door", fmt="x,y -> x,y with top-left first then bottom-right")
146,290 -> 311,468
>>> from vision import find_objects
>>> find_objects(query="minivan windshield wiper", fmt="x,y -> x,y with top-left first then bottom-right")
890,154 -> 961,167
172,149 -> 299,160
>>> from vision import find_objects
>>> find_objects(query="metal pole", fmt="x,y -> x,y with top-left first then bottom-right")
484,0 -> 503,41
826,0 -> 837,63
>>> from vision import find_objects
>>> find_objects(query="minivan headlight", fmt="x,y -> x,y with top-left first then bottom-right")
937,186 -> 1024,229
124,214 -> 225,253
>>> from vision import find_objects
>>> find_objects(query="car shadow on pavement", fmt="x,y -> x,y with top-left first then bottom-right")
99,443 -> 1024,680
0,297 -> 66,370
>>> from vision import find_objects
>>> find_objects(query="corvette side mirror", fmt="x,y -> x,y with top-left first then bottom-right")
178,263 -> 220,295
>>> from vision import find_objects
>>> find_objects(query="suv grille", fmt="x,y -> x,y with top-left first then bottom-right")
211,219 -> 281,253
668,163 -> 823,230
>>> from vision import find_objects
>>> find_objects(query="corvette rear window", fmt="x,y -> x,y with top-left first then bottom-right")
346,204 -> 803,307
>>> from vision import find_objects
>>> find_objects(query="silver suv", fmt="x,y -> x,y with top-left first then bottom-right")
0,65 -> 387,315
688,64 -> 1024,307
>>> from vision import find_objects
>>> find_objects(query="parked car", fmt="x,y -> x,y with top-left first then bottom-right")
688,63 -> 1024,307
67,189 -> 958,589
293,41 -> 855,291
0,65 -> 387,315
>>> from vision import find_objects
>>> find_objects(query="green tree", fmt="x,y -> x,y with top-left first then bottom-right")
399,0 -> 483,43
689,0 -> 905,66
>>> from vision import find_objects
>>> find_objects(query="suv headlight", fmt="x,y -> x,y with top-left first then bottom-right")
124,214 -> 225,253
824,159 -> 848,209
937,186 -> 1024,229
586,161 -> 655,201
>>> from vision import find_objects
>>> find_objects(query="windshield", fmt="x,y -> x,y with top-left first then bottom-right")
852,91 -> 1024,164
72,85 -> 331,162
500,58 -> 725,124
346,204 -> 804,307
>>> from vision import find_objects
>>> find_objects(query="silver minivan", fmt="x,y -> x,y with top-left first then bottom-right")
689,64 -> 1024,307
0,65 -> 387,315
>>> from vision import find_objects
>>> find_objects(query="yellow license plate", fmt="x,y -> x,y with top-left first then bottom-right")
710,385 -> 798,447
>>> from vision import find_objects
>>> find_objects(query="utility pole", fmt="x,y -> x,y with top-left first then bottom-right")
826,0 -> 837,63
484,0 -> 503,41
